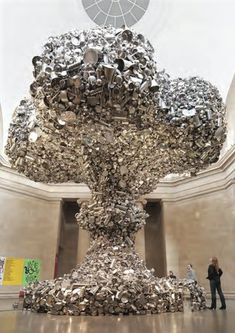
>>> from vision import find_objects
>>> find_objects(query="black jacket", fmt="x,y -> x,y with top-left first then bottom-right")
207,264 -> 223,281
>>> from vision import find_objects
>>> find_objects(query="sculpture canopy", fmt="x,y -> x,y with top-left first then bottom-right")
6,26 -> 226,197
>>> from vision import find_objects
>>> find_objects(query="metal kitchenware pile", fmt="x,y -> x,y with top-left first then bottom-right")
6,25 -> 225,315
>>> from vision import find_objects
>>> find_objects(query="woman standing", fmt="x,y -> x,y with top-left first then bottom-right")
186,264 -> 197,283
207,257 -> 226,310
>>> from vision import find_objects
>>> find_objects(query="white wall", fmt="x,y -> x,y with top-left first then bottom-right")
1,0 -> 235,144
163,185 -> 235,295
0,187 -> 61,295
225,74 -> 235,151
0,104 -> 3,153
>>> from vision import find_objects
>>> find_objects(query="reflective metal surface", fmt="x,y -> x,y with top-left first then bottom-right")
5,26 -> 226,317
0,301 -> 234,333
6,26 -> 226,187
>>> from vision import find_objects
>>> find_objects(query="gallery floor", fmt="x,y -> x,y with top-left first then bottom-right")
0,300 -> 234,333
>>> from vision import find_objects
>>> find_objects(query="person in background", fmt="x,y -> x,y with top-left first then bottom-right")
168,270 -> 177,279
186,264 -> 197,283
207,256 -> 226,310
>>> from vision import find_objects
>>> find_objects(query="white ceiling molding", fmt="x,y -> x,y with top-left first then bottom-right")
0,146 -> 234,202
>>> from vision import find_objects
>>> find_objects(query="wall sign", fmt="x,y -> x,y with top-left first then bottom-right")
0,257 -> 41,286
23,259 -> 41,286
0,256 -> 6,285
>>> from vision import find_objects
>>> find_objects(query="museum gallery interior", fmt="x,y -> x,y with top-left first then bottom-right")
0,1 -> 235,332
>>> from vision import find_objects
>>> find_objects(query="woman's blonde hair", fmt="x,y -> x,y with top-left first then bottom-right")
211,256 -> 219,271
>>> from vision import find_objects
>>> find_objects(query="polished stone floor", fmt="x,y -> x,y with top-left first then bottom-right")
0,301 -> 234,333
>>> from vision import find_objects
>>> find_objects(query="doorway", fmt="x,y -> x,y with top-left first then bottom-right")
56,200 -> 79,277
56,200 -> 166,278
145,201 -> 166,277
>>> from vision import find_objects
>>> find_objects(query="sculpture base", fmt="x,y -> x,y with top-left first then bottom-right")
23,238 -> 206,315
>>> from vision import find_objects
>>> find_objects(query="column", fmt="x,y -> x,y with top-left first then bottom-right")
135,199 -> 147,261
76,199 -> 90,265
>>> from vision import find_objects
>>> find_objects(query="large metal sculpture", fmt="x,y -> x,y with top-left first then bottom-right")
6,26 -> 226,315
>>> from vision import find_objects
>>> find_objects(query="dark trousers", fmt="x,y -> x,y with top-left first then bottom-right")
210,280 -> 226,308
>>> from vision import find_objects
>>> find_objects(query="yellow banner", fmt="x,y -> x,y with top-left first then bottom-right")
2,258 -> 24,286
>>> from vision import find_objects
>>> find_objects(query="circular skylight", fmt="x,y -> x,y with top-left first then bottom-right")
82,0 -> 150,28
